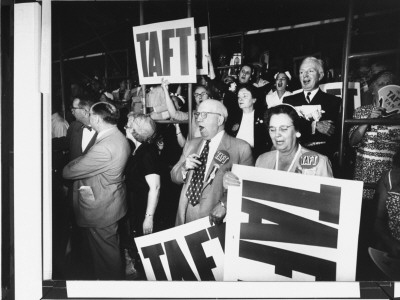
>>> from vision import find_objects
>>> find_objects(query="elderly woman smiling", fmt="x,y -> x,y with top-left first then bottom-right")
223,104 -> 333,187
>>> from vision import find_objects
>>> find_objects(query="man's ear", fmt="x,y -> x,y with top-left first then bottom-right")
319,71 -> 325,81
218,115 -> 224,126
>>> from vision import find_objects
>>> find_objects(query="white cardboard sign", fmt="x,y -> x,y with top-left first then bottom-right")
132,18 -> 197,84
224,164 -> 363,281
195,26 -> 209,75
378,84 -> 400,116
135,217 -> 225,281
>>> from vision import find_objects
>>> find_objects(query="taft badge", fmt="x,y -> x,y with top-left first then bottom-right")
298,151 -> 319,175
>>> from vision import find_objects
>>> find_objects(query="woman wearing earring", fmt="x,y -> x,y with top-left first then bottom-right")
265,71 -> 292,108
223,104 -> 333,187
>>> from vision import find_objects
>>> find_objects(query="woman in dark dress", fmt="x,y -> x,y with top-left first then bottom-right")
124,112 -> 160,236
123,112 -> 160,277
225,83 -> 270,160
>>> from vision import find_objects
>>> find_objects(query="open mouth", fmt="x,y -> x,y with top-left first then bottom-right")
302,79 -> 311,86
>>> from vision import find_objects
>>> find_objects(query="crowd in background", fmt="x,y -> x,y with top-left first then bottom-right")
51,53 -> 400,281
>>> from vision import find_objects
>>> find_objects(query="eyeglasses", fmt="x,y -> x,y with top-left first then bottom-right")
70,106 -> 82,111
194,111 -> 221,120
194,92 -> 208,98
268,125 -> 294,134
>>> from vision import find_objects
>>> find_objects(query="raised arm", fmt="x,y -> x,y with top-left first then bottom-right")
206,54 -> 216,80
161,78 -> 179,119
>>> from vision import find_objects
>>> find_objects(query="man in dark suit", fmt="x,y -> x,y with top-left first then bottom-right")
52,97 -> 98,279
171,99 -> 254,226
63,102 -> 130,280
53,97 -> 97,160
283,57 -> 341,165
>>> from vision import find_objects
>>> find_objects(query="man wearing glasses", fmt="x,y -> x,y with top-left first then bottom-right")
52,97 -> 97,278
171,99 -> 254,226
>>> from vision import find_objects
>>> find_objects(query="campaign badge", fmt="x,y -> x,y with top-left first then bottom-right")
299,151 -> 319,175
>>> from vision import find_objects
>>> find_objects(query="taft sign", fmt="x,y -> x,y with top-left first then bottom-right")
135,218 -> 225,281
135,165 -> 363,281
224,165 -> 363,281
195,26 -> 209,75
133,18 -> 197,84
320,82 -> 361,109
378,84 -> 400,116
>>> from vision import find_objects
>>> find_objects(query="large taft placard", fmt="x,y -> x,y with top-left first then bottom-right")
135,218 -> 225,281
132,18 -> 196,84
224,164 -> 363,281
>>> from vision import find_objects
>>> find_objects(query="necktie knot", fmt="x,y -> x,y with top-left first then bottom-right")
306,92 -> 311,103
82,124 -> 93,131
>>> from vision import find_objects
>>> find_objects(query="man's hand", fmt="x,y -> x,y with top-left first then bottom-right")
369,107 -> 385,119
184,153 -> 201,171
161,78 -> 170,90
209,202 -> 226,226
222,171 -> 240,189
316,120 -> 335,136
253,78 -> 269,88
143,215 -> 153,235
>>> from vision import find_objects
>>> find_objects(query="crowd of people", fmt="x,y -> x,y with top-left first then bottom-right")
51,54 -> 400,280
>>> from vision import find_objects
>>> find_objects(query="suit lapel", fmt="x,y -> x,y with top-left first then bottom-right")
204,132 -> 231,180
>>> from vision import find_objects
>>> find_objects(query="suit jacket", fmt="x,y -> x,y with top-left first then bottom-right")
225,108 -> 270,160
283,89 -> 341,159
171,132 -> 254,225
63,126 -> 131,228
53,120 -> 97,161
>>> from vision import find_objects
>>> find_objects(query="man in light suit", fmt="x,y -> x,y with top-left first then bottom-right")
171,99 -> 254,226
63,102 -> 130,280
283,57 -> 341,165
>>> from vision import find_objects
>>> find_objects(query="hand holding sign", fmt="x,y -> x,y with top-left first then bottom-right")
222,171 -> 241,189
316,120 -> 335,136
368,106 -> 386,119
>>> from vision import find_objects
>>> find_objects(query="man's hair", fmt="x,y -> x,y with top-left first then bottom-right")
194,84 -> 212,98
264,104 -> 301,132
301,57 -> 324,76
76,97 -> 95,110
128,113 -> 156,143
90,102 -> 119,125
368,70 -> 396,88
198,99 -> 228,123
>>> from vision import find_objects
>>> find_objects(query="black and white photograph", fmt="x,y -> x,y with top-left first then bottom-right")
1,0 -> 400,299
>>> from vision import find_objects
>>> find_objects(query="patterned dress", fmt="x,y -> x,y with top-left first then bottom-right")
386,170 -> 400,241
349,105 -> 400,199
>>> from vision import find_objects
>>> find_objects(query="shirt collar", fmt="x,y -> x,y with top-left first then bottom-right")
303,88 -> 319,102
202,130 -> 224,149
